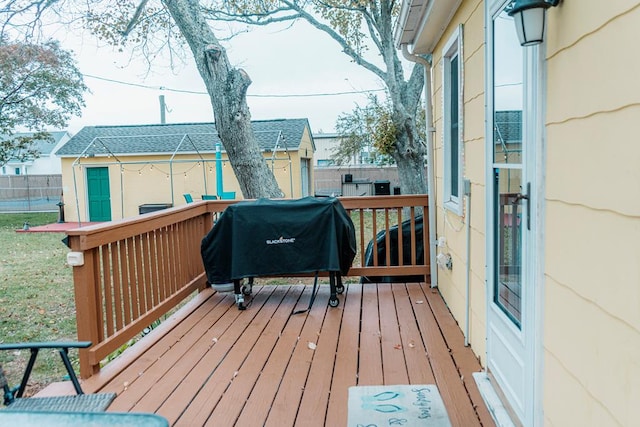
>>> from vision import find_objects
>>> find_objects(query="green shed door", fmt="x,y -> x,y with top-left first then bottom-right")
87,167 -> 112,221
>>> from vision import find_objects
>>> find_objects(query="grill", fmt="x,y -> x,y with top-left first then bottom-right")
201,197 -> 356,310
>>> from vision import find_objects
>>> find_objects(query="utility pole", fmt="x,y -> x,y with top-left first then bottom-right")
159,94 -> 166,124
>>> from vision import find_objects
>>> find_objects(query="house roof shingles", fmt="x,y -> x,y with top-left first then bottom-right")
56,119 -> 311,157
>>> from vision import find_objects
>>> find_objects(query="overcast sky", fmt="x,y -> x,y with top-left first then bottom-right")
53,19 -> 388,136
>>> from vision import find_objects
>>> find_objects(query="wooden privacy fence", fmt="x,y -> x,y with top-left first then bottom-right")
0,174 -> 62,212
65,195 -> 430,378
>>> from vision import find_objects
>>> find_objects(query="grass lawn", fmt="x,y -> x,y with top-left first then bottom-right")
0,212 -> 77,397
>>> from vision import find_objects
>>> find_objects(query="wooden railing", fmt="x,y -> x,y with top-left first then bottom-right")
66,195 -> 429,378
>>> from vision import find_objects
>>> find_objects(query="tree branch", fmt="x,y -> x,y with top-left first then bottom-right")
200,1 -> 387,81
122,0 -> 150,37
280,1 -> 386,80
402,57 -> 426,112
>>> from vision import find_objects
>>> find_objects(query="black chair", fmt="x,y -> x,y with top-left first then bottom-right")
0,341 -> 116,412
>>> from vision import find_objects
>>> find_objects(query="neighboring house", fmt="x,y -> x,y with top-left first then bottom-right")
1,131 -> 70,175
313,132 -> 388,167
56,119 -> 315,222
396,1 -> 638,426
313,133 -> 340,167
313,132 -> 406,196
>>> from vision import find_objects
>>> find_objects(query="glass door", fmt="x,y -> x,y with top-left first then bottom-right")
486,1 -> 539,424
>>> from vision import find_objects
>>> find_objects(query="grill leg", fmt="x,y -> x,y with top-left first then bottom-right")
328,272 -> 340,308
234,279 -> 246,310
336,275 -> 345,294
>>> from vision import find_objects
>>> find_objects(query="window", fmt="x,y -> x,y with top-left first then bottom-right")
443,25 -> 464,214
317,159 -> 334,167
15,167 -> 21,175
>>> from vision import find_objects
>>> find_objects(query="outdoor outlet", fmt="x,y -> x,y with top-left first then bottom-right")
464,178 -> 471,196
67,251 -> 84,267
436,253 -> 453,270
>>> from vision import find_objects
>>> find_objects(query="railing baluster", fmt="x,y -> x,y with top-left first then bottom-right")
148,230 -> 159,307
397,207 -> 404,266
101,245 -> 114,337
126,237 -> 139,319
111,242 -> 123,331
410,208 -> 417,266
134,234 -> 145,316
141,232 -> 153,313
359,209 -> 365,267
372,209 -> 378,267
384,208 -> 391,268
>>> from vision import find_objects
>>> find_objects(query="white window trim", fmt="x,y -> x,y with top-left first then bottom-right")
442,24 -> 464,215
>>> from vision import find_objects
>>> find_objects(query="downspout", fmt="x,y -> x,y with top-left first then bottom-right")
464,179 -> 471,346
402,44 -> 438,289
71,162 -> 81,226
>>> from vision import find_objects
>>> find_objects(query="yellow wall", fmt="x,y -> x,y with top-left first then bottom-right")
60,143 -> 312,222
543,3 -> 640,426
430,0 -> 487,361
269,126 -> 315,198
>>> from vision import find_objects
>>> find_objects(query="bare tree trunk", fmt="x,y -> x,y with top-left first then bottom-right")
388,68 -> 428,195
393,115 -> 427,195
389,104 -> 428,196
381,17 -> 428,196
394,151 -> 427,194
162,0 -> 282,199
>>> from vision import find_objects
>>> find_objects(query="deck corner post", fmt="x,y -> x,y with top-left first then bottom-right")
69,239 -> 102,379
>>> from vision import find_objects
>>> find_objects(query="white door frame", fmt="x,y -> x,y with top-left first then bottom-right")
484,0 -> 546,425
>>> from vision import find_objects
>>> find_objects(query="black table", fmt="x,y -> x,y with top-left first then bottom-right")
201,197 -> 356,310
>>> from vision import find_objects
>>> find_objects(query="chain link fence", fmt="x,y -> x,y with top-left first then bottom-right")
0,175 -> 63,212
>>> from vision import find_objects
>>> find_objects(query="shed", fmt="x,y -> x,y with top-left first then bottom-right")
56,119 -> 315,222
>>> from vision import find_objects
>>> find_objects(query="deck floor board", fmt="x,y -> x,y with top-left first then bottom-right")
325,282 -> 362,427
378,283 -> 411,385
86,282 -> 493,426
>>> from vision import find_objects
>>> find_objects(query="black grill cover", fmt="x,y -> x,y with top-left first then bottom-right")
201,197 -> 356,284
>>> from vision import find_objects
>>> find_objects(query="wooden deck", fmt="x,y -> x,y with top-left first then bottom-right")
75,281 -> 494,426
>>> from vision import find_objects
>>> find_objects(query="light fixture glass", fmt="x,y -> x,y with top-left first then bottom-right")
508,0 -> 557,46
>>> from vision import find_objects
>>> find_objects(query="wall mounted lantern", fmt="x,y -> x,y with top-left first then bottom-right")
508,0 -> 561,46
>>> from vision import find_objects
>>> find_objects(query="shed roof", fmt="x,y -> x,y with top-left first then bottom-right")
56,119 -> 311,157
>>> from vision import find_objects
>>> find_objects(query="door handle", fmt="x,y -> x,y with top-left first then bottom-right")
514,183 -> 531,230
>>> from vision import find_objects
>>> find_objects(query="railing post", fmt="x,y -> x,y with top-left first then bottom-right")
424,197 -> 431,282
200,208 -> 216,293
68,236 -> 102,378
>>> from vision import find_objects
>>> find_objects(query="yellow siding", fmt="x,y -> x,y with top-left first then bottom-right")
547,1 -> 640,61
547,6 -> 640,124
286,126 -> 314,198
544,346 -> 623,427
544,2 -> 640,425
545,273 -> 640,426
430,0 -> 487,358
547,105 -> 640,216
